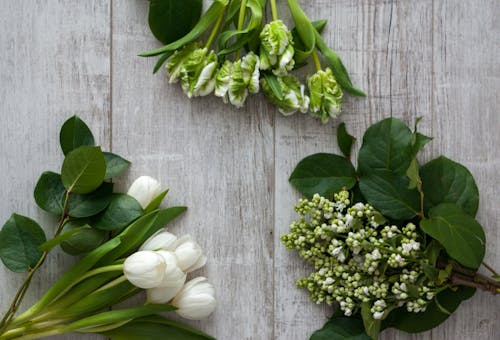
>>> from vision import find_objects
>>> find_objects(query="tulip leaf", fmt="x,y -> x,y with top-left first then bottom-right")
0,214 -> 46,272
311,316 -> 370,340
262,72 -> 283,100
148,0 -> 202,45
289,153 -> 357,199
103,152 -> 131,180
38,224 -> 92,252
67,182 -> 114,218
337,122 -> 356,158
61,146 -> 106,194
287,0 -> 316,59
60,115 -> 95,155
60,221 -> 106,256
420,203 -> 485,269
34,171 -> 66,215
152,51 -> 174,74
94,194 -> 145,231
145,189 -> 169,213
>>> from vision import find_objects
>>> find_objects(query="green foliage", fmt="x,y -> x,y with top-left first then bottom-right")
337,122 -> 356,158
311,316 -> 370,340
0,214 -> 46,272
60,221 -> 106,256
361,302 -> 381,340
145,189 -> 169,213
34,171 -> 66,215
94,194 -> 144,231
59,116 -> 95,155
61,146 -> 106,194
148,0 -> 202,45
293,19 -> 327,64
421,203 -> 485,269
287,0 -> 316,61
67,182 -> 113,218
289,153 -> 356,198
103,152 -> 131,180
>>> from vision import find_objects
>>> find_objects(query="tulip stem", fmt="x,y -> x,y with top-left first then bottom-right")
235,0 -> 248,59
95,275 -> 128,293
270,0 -> 279,21
312,50 -> 322,71
205,8 -> 225,49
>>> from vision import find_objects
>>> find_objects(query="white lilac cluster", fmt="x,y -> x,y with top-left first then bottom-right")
281,190 -> 439,320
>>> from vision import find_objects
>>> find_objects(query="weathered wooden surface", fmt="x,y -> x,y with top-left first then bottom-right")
0,0 -> 498,339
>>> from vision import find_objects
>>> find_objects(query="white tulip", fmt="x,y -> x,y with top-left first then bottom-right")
146,251 -> 186,304
123,251 -> 165,289
127,176 -> 163,209
172,277 -> 216,320
174,235 -> 207,273
140,229 -> 177,251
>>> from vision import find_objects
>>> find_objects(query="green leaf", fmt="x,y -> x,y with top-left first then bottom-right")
61,146 -> 106,194
145,190 -> 169,213
34,171 -> 66,215
290,153 -> 357,198
104,152 -> 131,180
358,118 -> 414,176
383,286 -> 475,333
287,0 -> 316,60
262,72 -> 283,100
420,156 -> 479,217
0,214 -> 46,272
94,194 -> 144,231
60,221 -> 106,255
293,20 -> 327,64
39,225 -> 92,252
337,122 -> 356,158
67,182 -> 113,218
359,169 -> 420,220
420,203 -> 485,269
148,0 -> 202,45
311,316 -> 370,340
152,51 -> 174,74
100,315 -> 215,340
405,158 -> 421,191
59,116 -> 95,155
361,302 -> 381,340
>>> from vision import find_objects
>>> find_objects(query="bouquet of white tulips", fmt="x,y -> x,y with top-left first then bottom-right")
0,116 -> 215,340
141,0 -> 365,123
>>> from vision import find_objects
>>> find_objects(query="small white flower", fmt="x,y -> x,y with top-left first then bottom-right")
127,176 -> 163,209
373,311 -> 384,320
123,251 -> 165,289
172,277 -> 216,320
140,229 -> 177,251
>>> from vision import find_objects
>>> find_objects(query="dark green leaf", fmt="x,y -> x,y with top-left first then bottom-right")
361,302 -> 380,340
59,116 -> 95,155
0,214 -> 46,272
148,0 -> 202,45
358,118 -> 414,176
311,316 -> 370,340
60,221 -> 106,255
103,152 -> 131,180
67,182 -> 113,218
420,156 -> 479,217
337,122 -> 356,158
61,146 -> 106,194
290,153 -> 357,198
152,51 -> 174,74
94,194 -> 144,231
420,203 -> 485,269
145,190 -> 169,213
38,225 -> 92,252
383,286 -> 475,333
34,171 -> 66,215
359,169 -> 420,220
412,132 -> 432,157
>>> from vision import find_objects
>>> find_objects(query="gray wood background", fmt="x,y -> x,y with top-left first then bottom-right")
0,0 -> 498,339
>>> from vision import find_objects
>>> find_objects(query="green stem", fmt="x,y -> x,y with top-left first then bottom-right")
205,7 -> 226,49
270,0 -> 279,21
312,50 -> 322,71
94,275 -> 128,293
235,0 -> 248,59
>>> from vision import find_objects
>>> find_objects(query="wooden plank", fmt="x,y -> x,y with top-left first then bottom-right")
110,1 -> 274,339
0,1 -> 111,339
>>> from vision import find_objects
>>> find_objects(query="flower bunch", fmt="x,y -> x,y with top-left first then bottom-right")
140,0 -> 365,123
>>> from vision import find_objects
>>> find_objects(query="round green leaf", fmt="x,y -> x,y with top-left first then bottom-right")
60,115 -> 95,155
311,317 -> 370,340
337,122 -> 356,158
34,171 -> 66,215
420,203 -> 485,269
421,156 -> 479,217
67,182 -> 113,218
60,220 -> 106,256
289,153 -> 357,198
0,214 -> 46,272
358,118 -> 414,176
61,146 -> 106,194
93,194 -> 144,231
103,152 -> 131,180
359,169 -> 420,220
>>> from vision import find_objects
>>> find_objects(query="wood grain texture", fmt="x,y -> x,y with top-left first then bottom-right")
0,0 -> 498,339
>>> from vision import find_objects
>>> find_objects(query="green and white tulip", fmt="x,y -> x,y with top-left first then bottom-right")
308,68 -> 343,123
261,75 -> 309,115
259,20 -> 295,76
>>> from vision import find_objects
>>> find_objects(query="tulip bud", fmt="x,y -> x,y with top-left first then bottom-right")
179,48 -> 218,98
259,20 -> 295,76
261,74 -> 309,115
308,68 -> 343,123
172,277 -> 216,320
127,176 -> 162,209
139,228 -> 177,252
123,251 -> 166,289
174,235 -> 207,273
147,251 -> 186,303
166,43 -> 199,83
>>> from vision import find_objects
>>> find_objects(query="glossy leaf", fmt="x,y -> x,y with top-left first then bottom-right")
34,171 -> 66,215
420,156 -> 479,217
61,146 -> 106,194
148,0 -> 202,45
0,214 -> 46,272
103,152 -> 131,180
311,317 -> 370,340
420,203 -> 485,269
290,153 -> 357,198
67,182 -> 113,218
59,116 -> 95,155
94,194 -> 144,231
358,118 -> 414,176
337,122 -> 356,158
60,221 -> 106,255
359,169 -> 420,220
